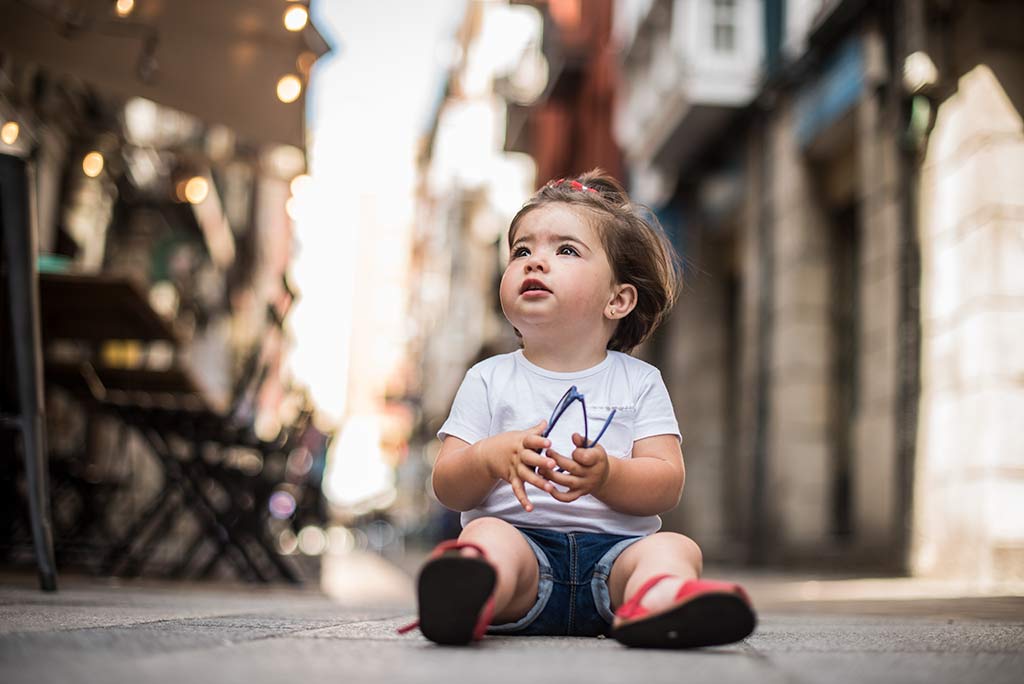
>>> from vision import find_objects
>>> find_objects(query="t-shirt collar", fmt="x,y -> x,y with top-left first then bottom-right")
514,349 -> 613,380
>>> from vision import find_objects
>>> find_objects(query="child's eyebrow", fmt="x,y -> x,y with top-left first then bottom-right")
511,234 -> 590,249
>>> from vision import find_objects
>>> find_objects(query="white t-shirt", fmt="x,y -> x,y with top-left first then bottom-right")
437,350 -> 681,536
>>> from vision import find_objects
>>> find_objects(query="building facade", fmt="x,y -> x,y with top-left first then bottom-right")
617,0 -> 1024,581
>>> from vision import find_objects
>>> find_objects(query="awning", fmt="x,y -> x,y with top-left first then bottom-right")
0,0 -> 330,149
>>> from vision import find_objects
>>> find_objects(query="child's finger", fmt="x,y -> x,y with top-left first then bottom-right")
523,433 -> 552,452
547,486 -> 585,503
547,451 -> 580,475
541,467 -> 580,489
509,475 -> 534,512
529,419 -> 548,434
571,448 -> 597,466
520,448 -> 556,470
517,464 -> 555,493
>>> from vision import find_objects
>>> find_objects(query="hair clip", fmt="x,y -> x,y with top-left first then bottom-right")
550,178 -> 598,194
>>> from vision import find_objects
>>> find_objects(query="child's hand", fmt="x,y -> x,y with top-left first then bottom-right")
539,432 -> 610,502
479,420 -> 557,512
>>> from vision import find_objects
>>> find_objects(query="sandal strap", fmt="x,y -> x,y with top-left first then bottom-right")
615,573 -> 675,620
428,539 -> 488,560
616,576 -> 752,621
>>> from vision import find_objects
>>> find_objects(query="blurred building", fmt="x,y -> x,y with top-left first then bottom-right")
617,0 -> 1024,582
401,0 -> 545,539
1,0 -> 329,576
505,0 -> 624,183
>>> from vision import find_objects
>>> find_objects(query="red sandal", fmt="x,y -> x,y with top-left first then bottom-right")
397,540 -> 497,645
610,574 -> 756,648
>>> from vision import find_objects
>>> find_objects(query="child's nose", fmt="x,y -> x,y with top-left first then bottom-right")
525,253 -> 548,271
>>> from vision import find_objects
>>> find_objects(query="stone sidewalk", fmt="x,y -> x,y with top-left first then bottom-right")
1,552 -> 1022,684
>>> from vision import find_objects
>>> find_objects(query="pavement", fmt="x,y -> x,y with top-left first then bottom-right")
1,550 -> 1022,684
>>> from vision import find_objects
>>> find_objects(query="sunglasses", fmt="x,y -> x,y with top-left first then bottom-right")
543,385 -> 616,449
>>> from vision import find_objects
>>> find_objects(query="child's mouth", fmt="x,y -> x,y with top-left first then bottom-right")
520,279 -> 552,298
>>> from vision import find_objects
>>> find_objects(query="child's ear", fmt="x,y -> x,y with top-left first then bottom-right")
606,283 -> 638,320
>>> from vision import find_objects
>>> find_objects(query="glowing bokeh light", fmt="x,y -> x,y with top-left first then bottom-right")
298,526 -> 328,555
82,151 -> 104,177
283,5 -> 309,32
269,490 -> 297,519
276,75 -> 302,103
184,176 -> 209,204
289,173 -> 312,197
277,529 -> 298,554
0,121 -> 18,145
285,196 -> 299,220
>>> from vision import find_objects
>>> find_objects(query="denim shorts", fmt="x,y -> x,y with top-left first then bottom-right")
487,526 -> 643,637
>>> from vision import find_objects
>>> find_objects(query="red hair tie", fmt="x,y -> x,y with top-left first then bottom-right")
550,178 -> 598,194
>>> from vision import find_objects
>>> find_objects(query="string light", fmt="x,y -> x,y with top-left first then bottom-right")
1,121 -> 19,145
82,151 -> 104,177
276,75 -> 302,103
283,5 -> 309,32
184,176 -> 209,204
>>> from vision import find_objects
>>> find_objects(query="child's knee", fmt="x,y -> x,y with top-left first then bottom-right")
459,516 -> 516,540
458,517 -> 531,567
644,532 -> 703,573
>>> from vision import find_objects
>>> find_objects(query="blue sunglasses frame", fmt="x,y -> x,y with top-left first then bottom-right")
543,385 -> 616,449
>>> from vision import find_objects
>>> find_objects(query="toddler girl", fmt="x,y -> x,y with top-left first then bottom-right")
400,170 -> 756,648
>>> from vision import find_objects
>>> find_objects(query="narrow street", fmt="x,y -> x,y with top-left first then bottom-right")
2,554 -> 1021,684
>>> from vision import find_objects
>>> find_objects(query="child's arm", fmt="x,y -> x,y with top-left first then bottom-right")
432,422 -> 558,513
542,434 -> 684,516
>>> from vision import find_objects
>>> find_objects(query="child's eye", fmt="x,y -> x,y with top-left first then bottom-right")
512,246 -> 530,258
557,245 -> 579,256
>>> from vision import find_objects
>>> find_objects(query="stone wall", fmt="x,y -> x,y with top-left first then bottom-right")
851,83 -> 901,556
767,100 -> 835,550
913,54 -> 1024,582
660,226 -> 732,556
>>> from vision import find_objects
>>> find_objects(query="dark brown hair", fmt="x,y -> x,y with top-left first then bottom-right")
508,169 -> 681,353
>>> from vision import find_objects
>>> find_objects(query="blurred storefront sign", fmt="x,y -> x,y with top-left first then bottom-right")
795,36 -> 865,149
0,0 -> 328,148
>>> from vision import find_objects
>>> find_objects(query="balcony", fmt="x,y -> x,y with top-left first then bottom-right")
615,0 -> 763,194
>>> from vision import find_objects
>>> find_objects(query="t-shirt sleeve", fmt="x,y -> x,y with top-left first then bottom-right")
633,369 -> 682,442
437,365 -> 491,444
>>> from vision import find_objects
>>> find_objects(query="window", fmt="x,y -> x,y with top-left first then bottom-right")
712,0 -> 737,52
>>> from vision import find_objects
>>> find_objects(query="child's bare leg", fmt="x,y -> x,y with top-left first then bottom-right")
607,532 -> 703,615
457,517 -> 539,624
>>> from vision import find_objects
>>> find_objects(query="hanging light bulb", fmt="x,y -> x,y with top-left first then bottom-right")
184,176 -> 209,204
115,0 -> 135,18
283,5 -> 309,32
1,121 -> 19,145
276,75 -> 302,103
82,151 -> 104,177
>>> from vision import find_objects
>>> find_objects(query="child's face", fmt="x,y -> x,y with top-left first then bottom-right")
500,204 -> 618,344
